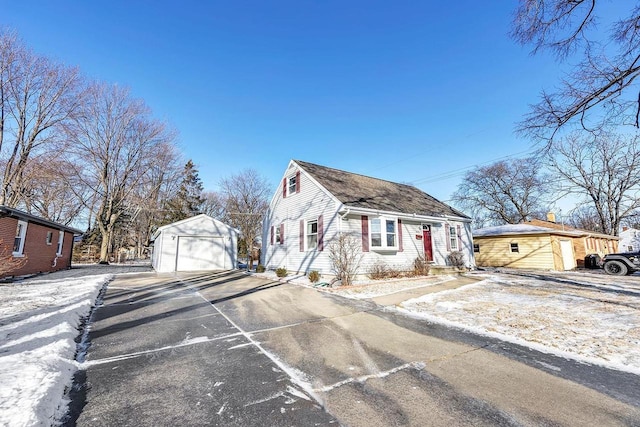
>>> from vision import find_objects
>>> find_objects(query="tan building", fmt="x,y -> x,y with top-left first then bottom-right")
473,219 -> 619,271
523,218 -> 618,267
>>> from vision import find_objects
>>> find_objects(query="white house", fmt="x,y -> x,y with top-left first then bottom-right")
619,227 -> 640,252
261,160 -> 474,277
151,214 -> 239,273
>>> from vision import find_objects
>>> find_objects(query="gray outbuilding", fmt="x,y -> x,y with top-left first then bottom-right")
151,214 -> 239,273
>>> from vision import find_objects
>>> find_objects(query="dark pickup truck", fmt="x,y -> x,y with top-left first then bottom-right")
601,251 -> 640,275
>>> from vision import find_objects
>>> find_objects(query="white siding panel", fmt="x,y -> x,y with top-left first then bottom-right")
263,163 -> 339,274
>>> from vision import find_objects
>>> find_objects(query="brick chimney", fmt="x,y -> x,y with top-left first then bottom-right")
547,212 -> 556,223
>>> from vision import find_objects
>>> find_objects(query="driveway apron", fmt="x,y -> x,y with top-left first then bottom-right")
75,271 -> 337,426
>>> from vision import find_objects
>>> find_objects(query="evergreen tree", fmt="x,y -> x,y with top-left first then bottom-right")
162,160 -> 204,224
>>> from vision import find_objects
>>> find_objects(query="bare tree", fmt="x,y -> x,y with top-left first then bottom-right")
512,1 -> 640,141
327,232 -> 364,286
548,131 -> 640,235
17,154 -> 88,224
67,82 -> 175,263
201,190 -> 227,219
0,31 -> 82,206
565,205 -> 603,232
451,157 -> 551,226
219,169 -> 270,269
127,141 -> 182,257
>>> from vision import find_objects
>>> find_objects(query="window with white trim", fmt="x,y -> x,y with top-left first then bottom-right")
370,217 -> 397,249
449,226 -> 458,250
288,175 -> 297,196
13,220 -> 27,256
275,226 -> 281,244
306,219 -> 318,250
56,231 -> 64,255
46,231 -> 53,245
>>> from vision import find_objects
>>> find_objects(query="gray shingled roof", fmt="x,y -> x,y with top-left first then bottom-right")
294,160 -> 469,219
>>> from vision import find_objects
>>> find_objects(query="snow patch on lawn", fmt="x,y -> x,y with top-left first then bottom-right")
396,273 -> 640,375
0,274 -> 111,426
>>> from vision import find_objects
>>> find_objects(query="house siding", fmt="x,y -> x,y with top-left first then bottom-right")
263,163 -> 339,274
262,160 -> 475,278
474,234 -> 556,270
0,217 -> 74,278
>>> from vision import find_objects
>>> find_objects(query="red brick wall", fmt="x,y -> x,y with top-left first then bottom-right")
0,217 -> 75,279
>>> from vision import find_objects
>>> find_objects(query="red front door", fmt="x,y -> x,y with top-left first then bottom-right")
422,225 -> 433,261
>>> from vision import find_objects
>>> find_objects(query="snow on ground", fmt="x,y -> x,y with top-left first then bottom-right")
396,271 -> 640,375
0,271 -> 113,427
255,268 -> 640,375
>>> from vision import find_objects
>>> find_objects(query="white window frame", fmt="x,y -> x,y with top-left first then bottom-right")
449,226 -> 458,251
370,217 -> 398,250
288,175 -> 297,196
13,220 -> 28,256
56,231 -> 64,256
275,225 -> 282,244
306,219 -> 318,250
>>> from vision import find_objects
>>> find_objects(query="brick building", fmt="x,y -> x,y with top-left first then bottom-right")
0,206 -> 82,279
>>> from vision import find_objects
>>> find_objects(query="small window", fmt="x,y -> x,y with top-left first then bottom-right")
288,175 -> 297,195
46,231 -> 53,245
307,219 -> 318,249
56,231 -> 64,255
473,244 -> 480,253
386,220 -> 396,247
449,226 -> 458,250
371,218 -> 382,247
275,226 -> 281,244
510,243 -> 519,253
13,220 -> 28,255
629,245 -> 634,251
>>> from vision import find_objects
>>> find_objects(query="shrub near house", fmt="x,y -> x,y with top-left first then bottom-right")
262,160 -> 475,279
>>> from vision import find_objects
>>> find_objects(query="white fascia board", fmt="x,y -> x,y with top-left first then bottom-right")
338,205 -> 470,223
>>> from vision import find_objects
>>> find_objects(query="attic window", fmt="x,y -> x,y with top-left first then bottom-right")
288,175 -> 297,195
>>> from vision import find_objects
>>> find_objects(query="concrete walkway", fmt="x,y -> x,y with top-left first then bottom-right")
370,275 -> 479,306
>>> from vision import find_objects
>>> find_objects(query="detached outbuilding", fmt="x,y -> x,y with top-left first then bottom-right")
151,214 -> 239,273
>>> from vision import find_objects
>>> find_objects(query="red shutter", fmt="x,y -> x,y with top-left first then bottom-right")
295,171 -> 301,193
299,220 -> 304,252
318,215 -> 324,251
270,225 -> 274,245
398,219 -> 403,252
445,223 -> 451,251
361,215 -> 369,252
457,225 -> 462,251
282,178 -> 287,198
280,223 -> 285,245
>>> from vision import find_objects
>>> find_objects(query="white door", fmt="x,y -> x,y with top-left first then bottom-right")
176,236 -> 225,271
559,240 -> 575,270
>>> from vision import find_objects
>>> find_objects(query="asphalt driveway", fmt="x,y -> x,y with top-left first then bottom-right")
72,270 -> 640,426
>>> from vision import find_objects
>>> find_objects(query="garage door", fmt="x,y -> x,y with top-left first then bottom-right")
176,236 -> 225,271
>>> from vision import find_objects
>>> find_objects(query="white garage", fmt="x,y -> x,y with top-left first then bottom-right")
151,214 -> 239,273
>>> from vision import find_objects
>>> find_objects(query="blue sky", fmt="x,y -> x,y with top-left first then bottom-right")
2,1 -> 563,204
